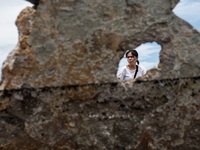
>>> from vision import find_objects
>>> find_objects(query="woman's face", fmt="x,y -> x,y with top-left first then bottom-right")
127,52 -> 138,64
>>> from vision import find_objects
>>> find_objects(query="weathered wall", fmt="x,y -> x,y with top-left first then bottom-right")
3,0 -> 200,90
0,0 -> 200,149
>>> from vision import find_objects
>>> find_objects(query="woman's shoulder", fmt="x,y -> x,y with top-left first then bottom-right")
120,65 -> 128,70
137,65 -> 147,74
138,65 -> 145,70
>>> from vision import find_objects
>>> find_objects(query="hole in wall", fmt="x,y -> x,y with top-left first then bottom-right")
117,0 -> 200,77
117,42 -> 162,76
0,0 -> 200,79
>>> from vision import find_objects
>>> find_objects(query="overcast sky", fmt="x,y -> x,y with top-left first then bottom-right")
0,1 -> 32,46
0,0 -> 32,75
0,0 -> 200,75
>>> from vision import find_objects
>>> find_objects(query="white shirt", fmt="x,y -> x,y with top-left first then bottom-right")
117,65 -> 146,80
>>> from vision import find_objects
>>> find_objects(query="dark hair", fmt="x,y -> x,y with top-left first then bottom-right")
125,49 -> 139,65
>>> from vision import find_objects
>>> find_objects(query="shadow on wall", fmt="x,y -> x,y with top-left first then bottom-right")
117,42 -> 162,75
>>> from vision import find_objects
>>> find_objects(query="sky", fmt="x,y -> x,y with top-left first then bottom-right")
0,0 -> 200,76
0,0 -> 33,75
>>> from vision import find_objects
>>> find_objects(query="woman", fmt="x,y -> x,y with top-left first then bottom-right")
117,50 -> 146,80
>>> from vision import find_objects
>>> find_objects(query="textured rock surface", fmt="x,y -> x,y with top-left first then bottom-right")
0,0 -> 200,149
